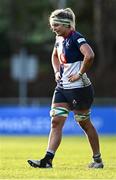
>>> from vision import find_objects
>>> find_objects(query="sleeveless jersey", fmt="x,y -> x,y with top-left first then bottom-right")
55,31 -> 91,89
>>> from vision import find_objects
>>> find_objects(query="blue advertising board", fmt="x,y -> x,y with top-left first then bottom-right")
0,106 -> 116,135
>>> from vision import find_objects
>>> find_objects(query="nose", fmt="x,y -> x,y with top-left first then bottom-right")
52,26 -> 57,32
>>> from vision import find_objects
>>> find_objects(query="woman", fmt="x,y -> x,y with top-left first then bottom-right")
28,8 -> 104,169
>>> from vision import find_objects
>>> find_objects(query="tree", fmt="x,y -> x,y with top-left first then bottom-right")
93,0 -> 116,76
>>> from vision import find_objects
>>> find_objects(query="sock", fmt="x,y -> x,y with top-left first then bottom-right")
93,153 -> 102,163
44,151 -> 55,161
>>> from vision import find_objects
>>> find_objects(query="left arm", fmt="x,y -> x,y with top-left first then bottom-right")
79,43 -> 95,74
68,43 -> 95,82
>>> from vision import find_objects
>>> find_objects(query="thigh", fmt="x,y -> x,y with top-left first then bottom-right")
51,87 -> 70,121
52,87 -> 68,104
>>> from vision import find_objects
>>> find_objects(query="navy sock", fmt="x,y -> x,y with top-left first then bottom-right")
44,151 -> 54,161
93,153 -> 102,163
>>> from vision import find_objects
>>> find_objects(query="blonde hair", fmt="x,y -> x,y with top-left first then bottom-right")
49,8 -> 75,30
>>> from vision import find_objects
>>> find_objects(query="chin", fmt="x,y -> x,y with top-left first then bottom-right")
57,33 -> 62,36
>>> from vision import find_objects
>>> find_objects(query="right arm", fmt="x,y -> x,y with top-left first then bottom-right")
51,47 -> 61,81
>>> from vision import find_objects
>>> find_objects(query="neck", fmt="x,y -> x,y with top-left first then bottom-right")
63,28 -> 74,38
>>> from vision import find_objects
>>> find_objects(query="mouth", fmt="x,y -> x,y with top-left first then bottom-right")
53,30 -> 61,36
55,31 -> 61,35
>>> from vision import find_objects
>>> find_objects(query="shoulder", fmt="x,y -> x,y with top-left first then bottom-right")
72,31 -> 86,42
72,31 -> 84,37
56,36 -> 64,42
71,31 -> 87,47
55,36 -> 64,47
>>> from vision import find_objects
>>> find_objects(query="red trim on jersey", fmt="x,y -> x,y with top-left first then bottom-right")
64,30 -> 75,39
60,53 -> 67,64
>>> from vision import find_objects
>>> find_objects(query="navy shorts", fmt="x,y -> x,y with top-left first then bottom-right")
52,85 -> 94,110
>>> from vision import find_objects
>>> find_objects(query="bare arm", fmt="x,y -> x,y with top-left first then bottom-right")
51,47 -> 60,73
51,47 -> 61,81
68,43 -> 95,82
79,43 -> 95,74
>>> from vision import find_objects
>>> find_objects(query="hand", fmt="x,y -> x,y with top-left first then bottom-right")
68,73 -> 81,82
55,71 -> 61,81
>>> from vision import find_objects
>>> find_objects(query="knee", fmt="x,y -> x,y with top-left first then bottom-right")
79,120 -> 93,132
51,117 -> 60,129
79,121 -> 88,132
51,117 -> 65,129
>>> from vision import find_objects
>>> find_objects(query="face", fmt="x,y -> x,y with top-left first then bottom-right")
50,23 -> 69,37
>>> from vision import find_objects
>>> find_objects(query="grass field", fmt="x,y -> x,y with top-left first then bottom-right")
0,136 -> 116,180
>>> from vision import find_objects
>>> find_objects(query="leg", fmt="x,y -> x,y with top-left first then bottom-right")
28,103 -> 69,168
78,116 -> 100,156
47,116 -> 66,153
74,109 -> 104,168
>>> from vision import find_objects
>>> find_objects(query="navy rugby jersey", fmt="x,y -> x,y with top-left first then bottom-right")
54,31 -> 91,89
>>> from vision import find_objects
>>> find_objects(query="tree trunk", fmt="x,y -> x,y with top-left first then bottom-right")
93,0 -> 105,76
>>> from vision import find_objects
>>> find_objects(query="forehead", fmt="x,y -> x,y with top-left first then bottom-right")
51,22 -> 63,27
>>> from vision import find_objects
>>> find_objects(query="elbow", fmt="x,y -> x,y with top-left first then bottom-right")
91,51 -> 95,60
86,51 -> 95,63
89,51 -> 95,60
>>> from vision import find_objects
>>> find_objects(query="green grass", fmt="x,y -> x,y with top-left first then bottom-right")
0,136 -> 116,179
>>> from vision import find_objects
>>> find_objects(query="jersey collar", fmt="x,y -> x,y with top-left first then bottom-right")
64,30 -> 75,39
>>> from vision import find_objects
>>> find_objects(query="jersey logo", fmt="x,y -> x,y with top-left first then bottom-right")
66,40 -> 70,47
72,99 -> 77,107
77,38 -> 86,43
